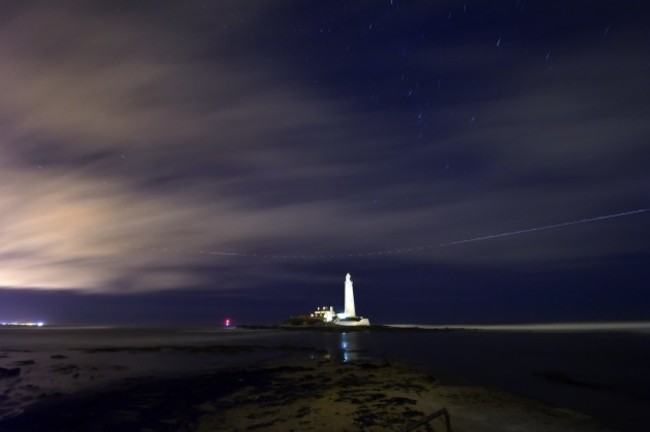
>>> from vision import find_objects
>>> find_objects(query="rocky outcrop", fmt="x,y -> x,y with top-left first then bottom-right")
0,367 -> 20,378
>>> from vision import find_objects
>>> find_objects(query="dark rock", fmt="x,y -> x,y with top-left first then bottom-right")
295,406 -> 311,418
0,367 -> 20,378
386,396 -> 417,406
51,364 -> 79,374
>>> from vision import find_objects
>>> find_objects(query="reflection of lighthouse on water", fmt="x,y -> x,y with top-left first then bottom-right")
338,332 -> 360,362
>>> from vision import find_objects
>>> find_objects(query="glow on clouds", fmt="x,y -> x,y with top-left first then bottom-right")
0,3 -> 647,293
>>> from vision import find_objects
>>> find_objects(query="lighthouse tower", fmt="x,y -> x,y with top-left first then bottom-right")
344,273 -> 356,318
334,273 -> 370,326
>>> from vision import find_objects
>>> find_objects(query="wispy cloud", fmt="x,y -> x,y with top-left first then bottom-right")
0,2 -> 647,294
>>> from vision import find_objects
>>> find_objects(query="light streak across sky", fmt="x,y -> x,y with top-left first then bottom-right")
440,209 -> 649,246
150,208 -> 648,260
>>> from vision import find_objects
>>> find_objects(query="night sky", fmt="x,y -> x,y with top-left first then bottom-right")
1,1 -> 648,325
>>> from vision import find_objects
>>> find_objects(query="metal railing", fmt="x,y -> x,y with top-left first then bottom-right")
400,408 -> 452,432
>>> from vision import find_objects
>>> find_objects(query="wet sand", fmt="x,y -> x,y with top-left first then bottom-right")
0,349 -> 616,432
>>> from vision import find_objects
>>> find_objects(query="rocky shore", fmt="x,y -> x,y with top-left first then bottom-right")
0,353 -> 615,432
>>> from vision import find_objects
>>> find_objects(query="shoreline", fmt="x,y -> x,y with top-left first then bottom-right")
0,348 -> 616,432
238,324 -> 476,332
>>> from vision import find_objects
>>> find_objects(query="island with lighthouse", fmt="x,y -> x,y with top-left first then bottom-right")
282,273 -> 371,328
237,272 -> 465,332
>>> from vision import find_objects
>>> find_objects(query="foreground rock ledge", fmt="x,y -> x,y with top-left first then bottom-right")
0,359 -> 615,432
196,359 -> 614,432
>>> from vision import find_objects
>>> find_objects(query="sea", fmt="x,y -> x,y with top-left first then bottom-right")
1,322 -> 649,431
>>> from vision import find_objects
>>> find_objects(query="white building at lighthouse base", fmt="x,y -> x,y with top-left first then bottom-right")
333,315 -> 371,327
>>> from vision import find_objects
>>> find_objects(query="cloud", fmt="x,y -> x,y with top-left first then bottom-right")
0,2 -> 647,294
0,3 -> 408,292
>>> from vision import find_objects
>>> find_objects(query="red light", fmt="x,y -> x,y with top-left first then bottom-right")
224,318 -> 231,327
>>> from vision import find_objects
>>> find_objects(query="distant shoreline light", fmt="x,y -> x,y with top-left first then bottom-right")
0,321 -> 44,327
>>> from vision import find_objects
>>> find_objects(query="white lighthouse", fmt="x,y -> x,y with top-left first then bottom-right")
334,273 -> 370,327
344,273 -> 356,317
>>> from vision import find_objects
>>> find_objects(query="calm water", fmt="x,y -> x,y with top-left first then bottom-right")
1,325 -> 649,431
